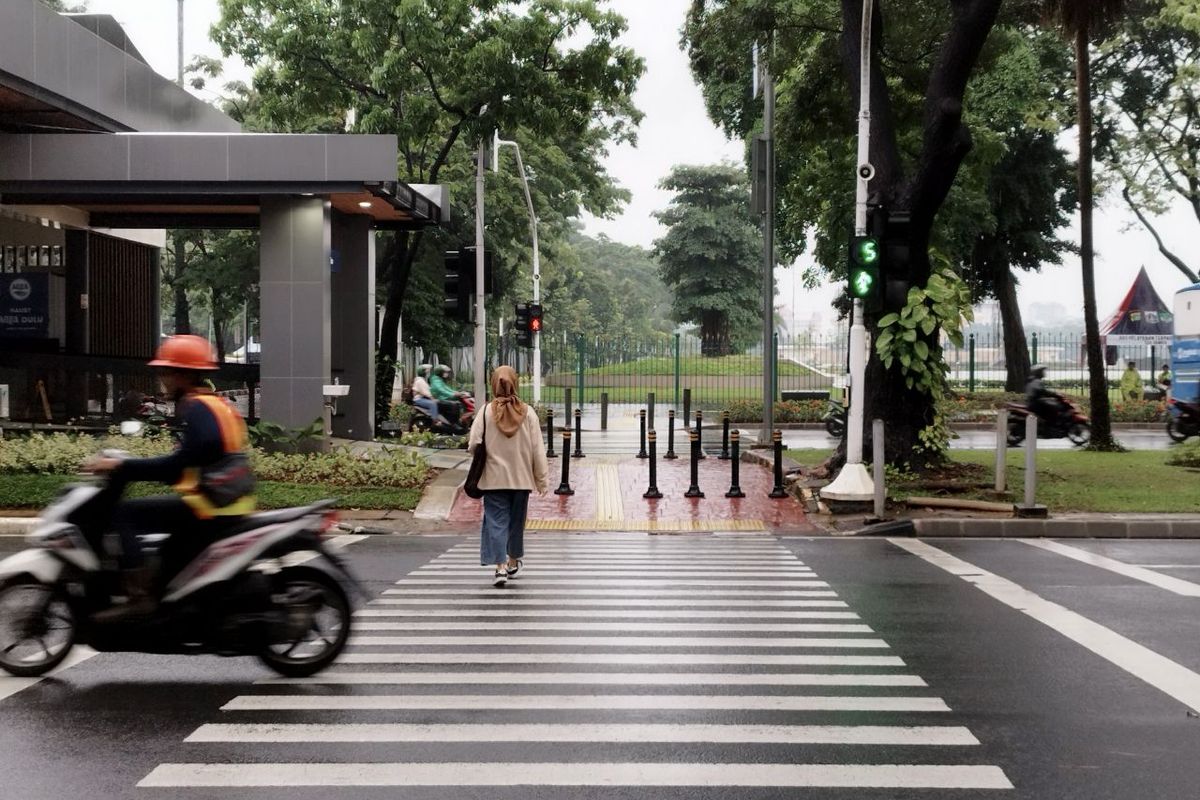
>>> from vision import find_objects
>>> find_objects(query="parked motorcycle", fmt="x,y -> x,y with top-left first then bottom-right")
1006,398 -> 1091,447
1166,398 -> 1200,442
0,471 -> 362,678
823,399 -> 846,438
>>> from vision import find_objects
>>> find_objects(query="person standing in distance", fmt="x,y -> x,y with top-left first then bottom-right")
467,366 -> 549,586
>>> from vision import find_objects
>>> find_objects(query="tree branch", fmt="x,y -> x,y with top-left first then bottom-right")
398,30 -> 468,117
1123,185 -> 1199,283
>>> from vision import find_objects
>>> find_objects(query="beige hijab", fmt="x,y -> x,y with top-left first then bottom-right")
490,365 -> 526,437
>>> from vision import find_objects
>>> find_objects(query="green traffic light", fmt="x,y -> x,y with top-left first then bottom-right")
857,238 -> 879,265
851,269 -> 874,297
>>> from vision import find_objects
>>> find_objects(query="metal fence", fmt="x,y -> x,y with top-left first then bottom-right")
395,329 -> 1171,411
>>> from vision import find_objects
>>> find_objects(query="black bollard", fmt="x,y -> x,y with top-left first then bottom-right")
725,429 -> 745,498
769,429 -> 788,498
572,408 -> 585,459
545,408 -> 557,458
601,392 -> 609,431
695,410 -> 706,459
648,392 -> 656,432
637,409 -> 648,459
664,409 -> 678,460
683,388 -> 691,423
643,429 -> 663,499
555,430 -> 575,495
719,410 -> 731,460
685,430 -> 705,498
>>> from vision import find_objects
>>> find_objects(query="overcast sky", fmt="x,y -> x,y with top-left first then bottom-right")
82,0 -> 1199,334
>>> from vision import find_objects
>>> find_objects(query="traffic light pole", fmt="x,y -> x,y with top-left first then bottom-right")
473,141 -> 487,406
822,0 -> 876,503
761,40 -> 776,442
495,135 -> 542,404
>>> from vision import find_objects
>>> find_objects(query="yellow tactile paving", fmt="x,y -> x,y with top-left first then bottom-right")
595,465 -> 624,522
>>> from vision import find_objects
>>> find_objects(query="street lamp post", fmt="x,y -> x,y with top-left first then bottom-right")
822,0 -> 876,502
473,141 -> 487,406
493,134 -> 542,404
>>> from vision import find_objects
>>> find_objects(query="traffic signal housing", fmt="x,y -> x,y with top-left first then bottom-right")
848,234 -> 882,312
515,302 -> 532,347
528,303 -> 543,335
442,247 -> 496,325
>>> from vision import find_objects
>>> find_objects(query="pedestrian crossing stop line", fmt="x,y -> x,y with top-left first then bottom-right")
370,597 -> 846,607
413,570 -> 816,578
394,578 -> 831,587
138,762 -> 1013,789
381,588 -> 840,598
255,671 -> 928,687
186,722 -> 977,745
220,694 -> 952,712
353,608 -> 860,618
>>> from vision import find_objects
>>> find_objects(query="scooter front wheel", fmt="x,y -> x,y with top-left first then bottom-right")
1166,418 -> 1190,443
258,568 -> 351,678
824,417 -> 845,438
1067,422 -> 1091,447
0,578 -> 76,677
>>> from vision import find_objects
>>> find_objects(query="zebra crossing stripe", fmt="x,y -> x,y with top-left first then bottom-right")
382,588 -> 838,598
353,608 -> 859,618
138,762 -> 1013,789
412,570 -> 815,578
336,653 -> 906,666
351,621 -> 875,633
372,596 -> 844,605
394,579 -> 830,587
186,722 -> 976,745
345,635 -> 889,648
255,671 -> 927,687
220,694 -> 951,712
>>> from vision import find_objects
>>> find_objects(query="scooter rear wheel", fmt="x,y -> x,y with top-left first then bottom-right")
824,417 -> 845,438
1007,419 -> 1026,447
258,568 -> 351,677
1067,422 -> 1091,447
0,578 -> 76,678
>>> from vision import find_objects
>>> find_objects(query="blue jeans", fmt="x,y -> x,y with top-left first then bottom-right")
413,396 -> 439,419
480,490 -> 529,566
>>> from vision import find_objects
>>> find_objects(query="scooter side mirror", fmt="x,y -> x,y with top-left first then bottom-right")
119,420 -> 145,437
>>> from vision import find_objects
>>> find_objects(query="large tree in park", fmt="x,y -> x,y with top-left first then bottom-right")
1043,0 -> 1128,451
684,1 -> 1046,465
1095,0 -> 1200,284
652,164 -> 764,355
212,0 -> 644,392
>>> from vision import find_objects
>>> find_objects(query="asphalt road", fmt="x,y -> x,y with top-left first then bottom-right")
0,532 -> 1197,799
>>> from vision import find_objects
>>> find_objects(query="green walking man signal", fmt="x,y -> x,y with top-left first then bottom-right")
848,235 -> 882,311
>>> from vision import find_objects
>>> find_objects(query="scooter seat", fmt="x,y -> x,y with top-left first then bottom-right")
225,501 -> 335,536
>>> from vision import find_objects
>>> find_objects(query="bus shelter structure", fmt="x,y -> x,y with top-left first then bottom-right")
0,131 -> 443,439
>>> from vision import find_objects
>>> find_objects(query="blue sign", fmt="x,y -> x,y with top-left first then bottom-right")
1171,338 -> 1200,404
0,273 -> 49,338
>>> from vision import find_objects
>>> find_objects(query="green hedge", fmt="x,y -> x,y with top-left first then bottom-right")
725,399 -> 827,424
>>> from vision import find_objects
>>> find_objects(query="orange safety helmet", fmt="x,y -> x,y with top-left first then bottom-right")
148,334 -> 218,371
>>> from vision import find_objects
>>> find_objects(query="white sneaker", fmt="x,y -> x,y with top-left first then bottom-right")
493,570 -> 508,587
506,559 -> 523,578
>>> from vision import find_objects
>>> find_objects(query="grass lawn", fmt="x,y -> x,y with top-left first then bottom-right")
786,448 -> 1200,513
0,474 -> 421,512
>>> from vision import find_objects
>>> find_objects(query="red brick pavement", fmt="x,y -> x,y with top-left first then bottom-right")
446,457 -> 814,533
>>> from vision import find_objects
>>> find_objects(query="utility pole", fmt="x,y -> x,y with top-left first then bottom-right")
173,0 -> 187,337
494,134 -> 542,403
822,0 -> 876,502
755,38 -> 776,440
473,141 -> 487,405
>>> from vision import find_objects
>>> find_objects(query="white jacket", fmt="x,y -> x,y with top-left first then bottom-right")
467,403 -> 549,494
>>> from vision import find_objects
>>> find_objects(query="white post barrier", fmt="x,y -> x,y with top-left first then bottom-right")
995,408 -> 1007,492
872,418 -> 885,520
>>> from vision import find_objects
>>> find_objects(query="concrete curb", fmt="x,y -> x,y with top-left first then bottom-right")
0,518 -> 37,536
910,517 -> 1200,538
414,468 -> 467,521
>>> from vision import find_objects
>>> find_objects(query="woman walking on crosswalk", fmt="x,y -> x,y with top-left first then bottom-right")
466,365 -> 549,586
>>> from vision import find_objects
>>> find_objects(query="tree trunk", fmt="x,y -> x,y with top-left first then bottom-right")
376,230 -> 422,422
699,310 -> 730,357
172,231 -> 190,335
1076,26 -> 1118,450
997,267 -> 1030,392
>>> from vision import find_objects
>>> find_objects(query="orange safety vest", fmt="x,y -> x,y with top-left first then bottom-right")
172,392 -> 257,519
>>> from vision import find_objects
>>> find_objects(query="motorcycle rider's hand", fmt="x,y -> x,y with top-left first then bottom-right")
84,456 -> 123,475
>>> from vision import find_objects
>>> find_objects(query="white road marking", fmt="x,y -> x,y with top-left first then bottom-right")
1132,564 -> 1200,569
394,578 -> 830,587
352,621 -> 874,633
1021,539 -> 1200,597
0,646 -> 98,702
431,557 -> 806,564
255,671 -> 927,687
371,597 -> 845,606
221,694 -> 950,712
354,608 -> 859,619
892,538 -> 1200,713
346,635 -> 889,648
414,570 -> 814,578
138,762 -> 1012,789
337,652 -> 906,666
382,588 -> 838,598
187,722 -> 973,745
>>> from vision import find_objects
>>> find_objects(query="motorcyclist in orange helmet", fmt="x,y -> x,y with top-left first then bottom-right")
86,335 -> 256,621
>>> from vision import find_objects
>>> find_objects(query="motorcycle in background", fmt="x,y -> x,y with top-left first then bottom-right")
1006,397 -> 1091,447
1166,398 -> 1200,442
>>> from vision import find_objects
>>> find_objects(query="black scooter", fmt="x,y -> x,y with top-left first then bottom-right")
1166,398 -> 1200,442
823,400 -> 846,438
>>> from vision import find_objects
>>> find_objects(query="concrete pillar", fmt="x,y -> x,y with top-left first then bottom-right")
63,229 -> 90,419
330,211 -> 375,440
259,196 -> 331,433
